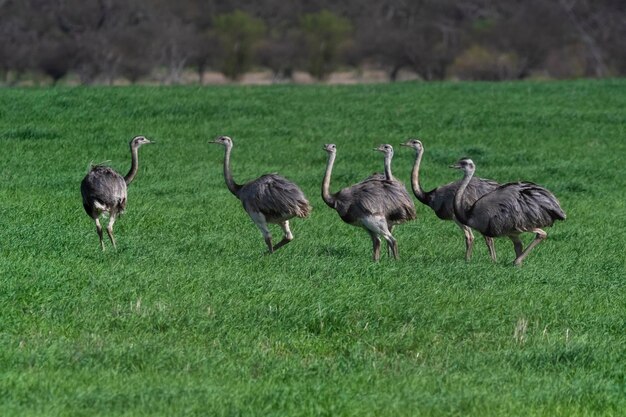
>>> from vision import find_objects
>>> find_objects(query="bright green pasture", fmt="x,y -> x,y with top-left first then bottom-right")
0,80 -> 625,416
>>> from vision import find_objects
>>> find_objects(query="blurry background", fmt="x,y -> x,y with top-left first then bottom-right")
1,0 -> 624,85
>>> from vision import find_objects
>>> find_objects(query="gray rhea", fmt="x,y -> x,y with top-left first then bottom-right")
211,136 -> 311,253
374,143 -> 417,256
401,139 -> 499,262
451,158 -> 566,266
80,135 -> 153,250
321,143 -> 416,261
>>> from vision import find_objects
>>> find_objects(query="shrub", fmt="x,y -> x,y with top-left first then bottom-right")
448,45 -> 521,81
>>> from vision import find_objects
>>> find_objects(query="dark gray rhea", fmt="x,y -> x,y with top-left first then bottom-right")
374,143 -> 417,256
451,157 -> 566,266
322,143 -> 416,261
401,139 -> 499,262
210,136 -> 311,253
80,135 -> 153,250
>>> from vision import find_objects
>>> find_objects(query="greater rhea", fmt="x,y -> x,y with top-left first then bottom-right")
322,143 -> 416,261
210,136 -> 311,253
451,158 -> 566,266
401,139 -> 499,261
80,135 -> 153,250
374,143 -> 417,253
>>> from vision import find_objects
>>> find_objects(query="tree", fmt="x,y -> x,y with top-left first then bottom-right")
483,1 -> 569,78
188,30 -> 220,84
155,17 -> 195,84
355,1 -> 462,81
37,45 -> 73,83
300,10 -> 352,80
256,30 -> 302,81
555,0 -> 626,77
0,14 -> 35,84
213,10 -> 266,80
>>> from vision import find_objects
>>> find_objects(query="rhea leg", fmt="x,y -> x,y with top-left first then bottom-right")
380,225 -> 398,259
106,214 -> 118,249
509,234 -> 524,264
510,235 -> 523,257
484,236 -> 497,262
386,224 -> 395,257
456,222 -> 475,262
368,230 -> 382,261
272,220 -> 294,251
365,216 -> 398,260
94,217 -> 105,251
382,233 -> 399,259
514,228 -> 547,266
250,211 -> 273,253
362,216 -> 396,261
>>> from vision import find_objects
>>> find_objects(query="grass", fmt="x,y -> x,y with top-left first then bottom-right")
0,80 -> 625,416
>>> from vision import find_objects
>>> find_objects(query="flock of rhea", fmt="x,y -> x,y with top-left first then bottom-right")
81,135 -> 566,266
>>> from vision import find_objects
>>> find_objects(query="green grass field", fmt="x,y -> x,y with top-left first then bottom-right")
1,80 -> 625,416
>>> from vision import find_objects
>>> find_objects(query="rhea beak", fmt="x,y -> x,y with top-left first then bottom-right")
400,142 -> 409,147
450,163 -> 461,169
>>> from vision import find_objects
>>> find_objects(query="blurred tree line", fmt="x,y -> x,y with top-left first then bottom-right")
1,0 -> 624,85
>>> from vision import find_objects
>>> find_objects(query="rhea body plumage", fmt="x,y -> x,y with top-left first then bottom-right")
80,135 -> 153,250
211,136 -> 311,253
401,139 -> 499,261
451,158 -> 566,266
321,143 -> 416,261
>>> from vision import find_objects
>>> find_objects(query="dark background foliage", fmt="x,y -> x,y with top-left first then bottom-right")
1,0 -> 624,84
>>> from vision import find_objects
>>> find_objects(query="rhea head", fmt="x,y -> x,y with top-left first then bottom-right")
323,143 -> 337,153
374,143 -> 394,156
211,135 -> 233,147
450,157 -> 475,173
130,135 -> 153,148
400,138 -> 423,153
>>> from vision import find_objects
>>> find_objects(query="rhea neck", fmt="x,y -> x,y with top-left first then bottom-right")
321,151 -> 337,208
124,143 -> 141,185
410,149 -> 429,205
452,167 -> 474,225
222,143 -> 242,197
382,151 -> 394,180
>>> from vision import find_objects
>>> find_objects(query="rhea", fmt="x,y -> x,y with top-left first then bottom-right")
373,143 -> 417,241
322,143 -> 416,261
80,135 -> 153,250
401,139 -> 499,261
451,158 -> 566,266
211,136 -> 311,253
